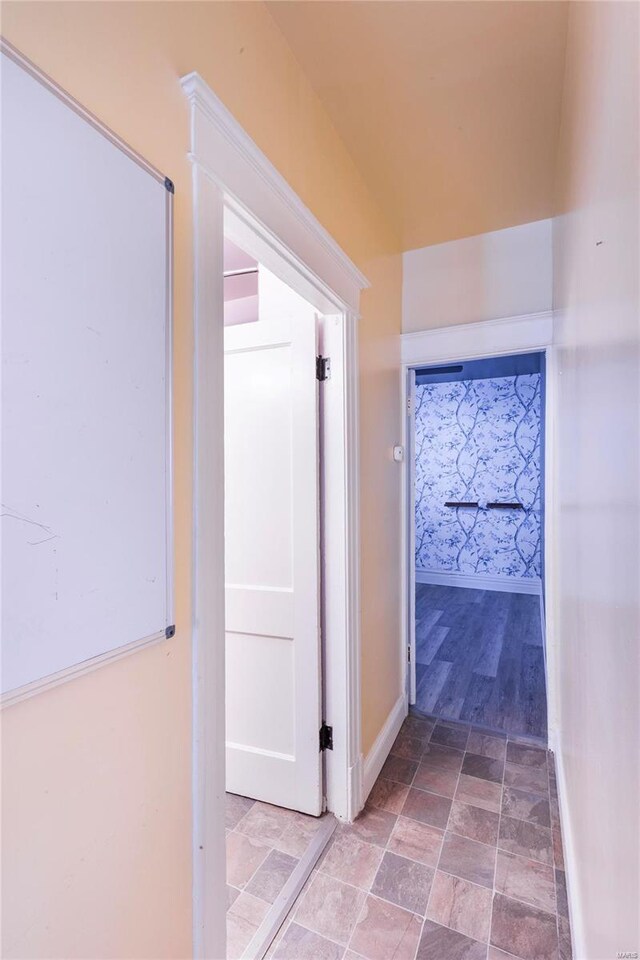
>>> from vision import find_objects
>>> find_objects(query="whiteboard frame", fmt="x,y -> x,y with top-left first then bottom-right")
0,39 -> 175,707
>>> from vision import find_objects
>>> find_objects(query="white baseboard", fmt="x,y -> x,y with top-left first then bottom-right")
346,754 -> 363,822
416,568 -> 542,596
362,692 -> 407,804
553,743 -> 584,960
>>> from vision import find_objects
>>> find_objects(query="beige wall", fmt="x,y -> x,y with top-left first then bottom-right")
402,219 -> 552,332
0,4 -> 402,957
552,2 -> 639,957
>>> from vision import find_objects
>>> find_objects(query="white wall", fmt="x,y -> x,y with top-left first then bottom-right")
552,3 -> 639,958
403,219 -> 552,332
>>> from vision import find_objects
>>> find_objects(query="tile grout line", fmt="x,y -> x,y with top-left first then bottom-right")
380,722 -> 555,959
316,831 -> 559,925
402,722 -> 553,952
342,889 -> 420,957
487,741 -> 559,960
401,775 -> 550,828
418,722 -> 495,956
488,732 -> 507,958
226,802 -> 332,957
415,720 -> 456,959
228,805 -> 333,903
282,915 -> 350,953
246,815 -> 337,960
285,721 -> 552,960
356,741 -> 552,864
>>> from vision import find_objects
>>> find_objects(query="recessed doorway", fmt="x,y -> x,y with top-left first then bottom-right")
222,236 -> 338,958
406,352 -> 547,742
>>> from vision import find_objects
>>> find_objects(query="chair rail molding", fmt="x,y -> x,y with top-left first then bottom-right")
180,71 -> 369,316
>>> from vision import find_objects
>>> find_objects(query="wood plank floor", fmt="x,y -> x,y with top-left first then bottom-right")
414,583 -> 547,741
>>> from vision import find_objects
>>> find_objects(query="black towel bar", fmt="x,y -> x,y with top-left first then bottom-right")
444,501 -> 524,510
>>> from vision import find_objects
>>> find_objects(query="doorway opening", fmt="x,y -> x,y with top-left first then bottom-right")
184,71 -> 367,959
407,352 -> 547,743
222,236 -> 337,957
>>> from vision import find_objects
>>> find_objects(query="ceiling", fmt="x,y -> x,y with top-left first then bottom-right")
267,1 -> 569,251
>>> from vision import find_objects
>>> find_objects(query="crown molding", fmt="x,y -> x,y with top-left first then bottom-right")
180,72 -> 369,313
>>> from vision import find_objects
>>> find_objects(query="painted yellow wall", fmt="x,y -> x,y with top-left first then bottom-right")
552,2 -> 639,957
268,0 -> 569,249
0,3 -> 402,957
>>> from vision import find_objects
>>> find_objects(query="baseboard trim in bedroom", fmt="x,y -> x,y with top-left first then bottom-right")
416,569 -> 542,595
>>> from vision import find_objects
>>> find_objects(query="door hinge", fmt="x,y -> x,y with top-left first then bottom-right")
407,395 -> 412,415
316,356 -> 331,381
319,722 -> 333,751
407,645 -> 411,663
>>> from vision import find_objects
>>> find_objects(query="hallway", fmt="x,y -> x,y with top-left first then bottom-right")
415,584 -> 547,740
2,4 -> 638,958
267,714 -> 570,960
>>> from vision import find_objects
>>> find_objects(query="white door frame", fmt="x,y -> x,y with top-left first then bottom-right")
399,312 -> 557,744
181,73 -> 368,959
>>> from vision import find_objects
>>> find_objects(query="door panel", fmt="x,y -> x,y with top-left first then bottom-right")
224,267 -> 322,815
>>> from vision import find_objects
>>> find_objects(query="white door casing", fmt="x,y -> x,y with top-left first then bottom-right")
182,69 -> 368,958
407,368 -> 417,704
400,313 -> 555,738
224,267 -> 323,815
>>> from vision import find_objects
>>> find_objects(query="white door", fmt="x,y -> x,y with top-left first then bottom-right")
224,267 -> 323,816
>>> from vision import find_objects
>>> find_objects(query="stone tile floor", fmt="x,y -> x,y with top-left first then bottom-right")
265,714 -> 572,960
225,792 -> 331,958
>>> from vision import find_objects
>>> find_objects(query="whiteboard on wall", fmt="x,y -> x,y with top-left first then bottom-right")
0,43 -> 174,702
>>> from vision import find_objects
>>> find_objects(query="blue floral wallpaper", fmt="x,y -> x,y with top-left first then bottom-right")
415,374 -> 541,579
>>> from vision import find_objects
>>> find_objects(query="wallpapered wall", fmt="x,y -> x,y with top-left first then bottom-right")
415,374 -> 542,579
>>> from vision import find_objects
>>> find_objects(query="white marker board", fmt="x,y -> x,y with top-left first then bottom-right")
0,44 -> 173,701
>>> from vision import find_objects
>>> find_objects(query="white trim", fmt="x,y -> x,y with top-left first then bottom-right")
415,569 -> 542,596
320,311 -> 363,823
181,72 -> 369,315
361,692 -> 408,803
183,72 -> 366,957
190,165 -> 226,960
319,296 -> 362,828
242,815 -> 337,960
539,591 -> 548,698
400,371 -> 413,704
543,345 -> 559,752
347,754 -> 364,821
553,748 -> 584,960
406,370 -> 417,702
164,187 -> 175,631
401,311 -> 553,366
400,311 -> 555,732
225,204 -> 346,318
0,630 -> 167,709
